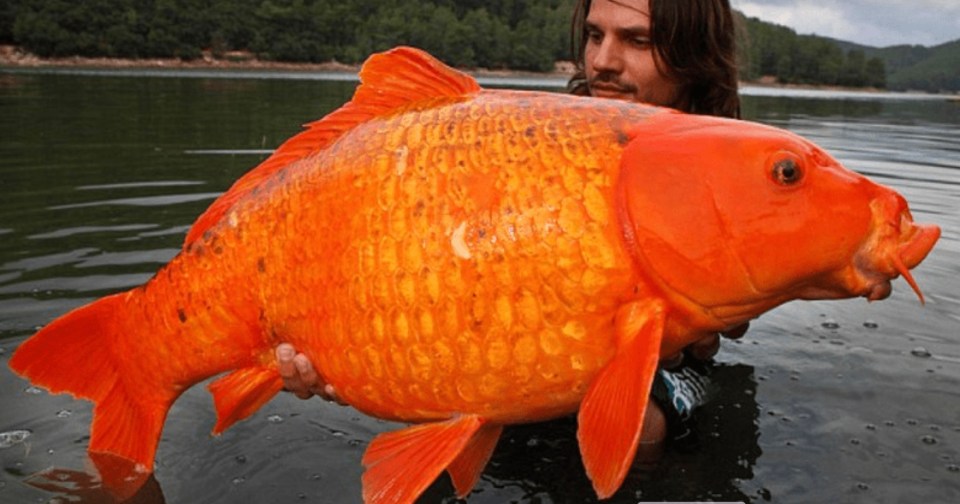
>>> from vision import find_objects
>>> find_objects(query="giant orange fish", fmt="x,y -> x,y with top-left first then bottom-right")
10,47 -> 940,503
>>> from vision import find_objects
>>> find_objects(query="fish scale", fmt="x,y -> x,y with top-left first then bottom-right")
246,90 -> 650,423
9,47 -> 939,504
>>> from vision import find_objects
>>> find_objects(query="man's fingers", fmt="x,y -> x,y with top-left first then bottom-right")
277,344 -> 345,405
323,384 -> 348,406
293,354 -> 319,389
293,389 -> 314,400
277,343 -> 311,397
721,322 -> 749,340
277,344 -> 297,380
660,352 -> 684,369
688,334 -> 721,361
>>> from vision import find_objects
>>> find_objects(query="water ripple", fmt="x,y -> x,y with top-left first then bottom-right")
77,180 -> 206,190
1,248 -> 100,273
47,192 -> 222,210
0,273 -> 154,295
28,224 -> 159,240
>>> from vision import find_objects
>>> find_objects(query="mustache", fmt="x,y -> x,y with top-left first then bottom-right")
588,72 -> 638,93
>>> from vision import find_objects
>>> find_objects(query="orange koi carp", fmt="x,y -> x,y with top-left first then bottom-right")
9,47 -> 940,503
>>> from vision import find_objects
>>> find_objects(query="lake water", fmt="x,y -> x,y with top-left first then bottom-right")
0,68 -> 958,504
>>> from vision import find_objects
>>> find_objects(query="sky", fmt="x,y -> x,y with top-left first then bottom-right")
730,0 -> 960,48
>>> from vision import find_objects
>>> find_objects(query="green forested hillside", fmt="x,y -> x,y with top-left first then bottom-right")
884,41 -> 960,92
738,15 -> 887,88
834,39 -> 960,92
1,0 -> 957,91
0,0 -> 572,72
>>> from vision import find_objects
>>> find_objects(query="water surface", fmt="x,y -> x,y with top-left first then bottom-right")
1,69 -> 958,503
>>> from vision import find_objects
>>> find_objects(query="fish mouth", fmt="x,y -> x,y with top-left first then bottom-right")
898,216 -> 941,270
857,197 -> 940,304
890,216 -> 940,303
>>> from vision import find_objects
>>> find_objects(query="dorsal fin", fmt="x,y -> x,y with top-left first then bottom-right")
183,46 -> 481,247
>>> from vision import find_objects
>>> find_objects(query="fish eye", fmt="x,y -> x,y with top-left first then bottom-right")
772,157 -> 803,185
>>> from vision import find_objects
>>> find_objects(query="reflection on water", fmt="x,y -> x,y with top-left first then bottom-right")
1,70 -> 958,503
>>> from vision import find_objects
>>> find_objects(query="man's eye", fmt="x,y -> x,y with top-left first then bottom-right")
587,30 -> 603,43
631,37 -> 651,48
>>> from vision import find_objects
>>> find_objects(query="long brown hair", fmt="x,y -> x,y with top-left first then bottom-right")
568,0 -> 741,119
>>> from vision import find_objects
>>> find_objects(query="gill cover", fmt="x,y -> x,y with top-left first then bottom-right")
617,113 -> 876,313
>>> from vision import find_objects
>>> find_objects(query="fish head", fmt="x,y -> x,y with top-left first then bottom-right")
618,111 -> 940,327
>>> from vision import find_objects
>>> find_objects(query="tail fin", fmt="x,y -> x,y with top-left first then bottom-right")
9,293 -> 175,477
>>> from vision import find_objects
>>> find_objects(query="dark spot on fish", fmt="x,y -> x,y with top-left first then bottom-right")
615,129 -> 630,146
177,308 -> 187,323
257,257 -> 266,273
203,230 -> 214,243
478,229 -> 486,238
214,246 -> 223,255
524,126 -> 536,138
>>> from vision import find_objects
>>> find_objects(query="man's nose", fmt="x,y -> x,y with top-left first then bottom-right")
591,39 -> 622,73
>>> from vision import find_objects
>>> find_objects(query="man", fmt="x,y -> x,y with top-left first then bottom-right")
569,0 -> 741,118
278,0 -> 746,463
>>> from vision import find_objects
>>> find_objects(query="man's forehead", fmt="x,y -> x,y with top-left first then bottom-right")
604,0 -> 649,15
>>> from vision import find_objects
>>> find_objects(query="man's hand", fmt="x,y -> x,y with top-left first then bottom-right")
661,322 -> 750,368
276,343 -> 345,404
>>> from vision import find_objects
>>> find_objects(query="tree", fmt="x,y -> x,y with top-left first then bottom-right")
0,0 -> 23,44
840,49 -> 867,87
864,57 -> 886,88
463,8 -> 511,68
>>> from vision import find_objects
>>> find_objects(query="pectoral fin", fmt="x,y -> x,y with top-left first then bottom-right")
362,415 -> 498,504
208,366 -> 283,435
577,301 -> 666,499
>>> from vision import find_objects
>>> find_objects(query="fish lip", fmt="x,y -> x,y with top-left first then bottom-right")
865,279 -> 893,301
844,263 -> 895,303
898,221 -> 940,269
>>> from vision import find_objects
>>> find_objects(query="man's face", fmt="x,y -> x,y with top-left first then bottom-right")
584,0 -> 679,106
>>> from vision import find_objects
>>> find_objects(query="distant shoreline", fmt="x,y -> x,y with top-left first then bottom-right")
2,45 -> 955,97
0,45 -> 573,81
